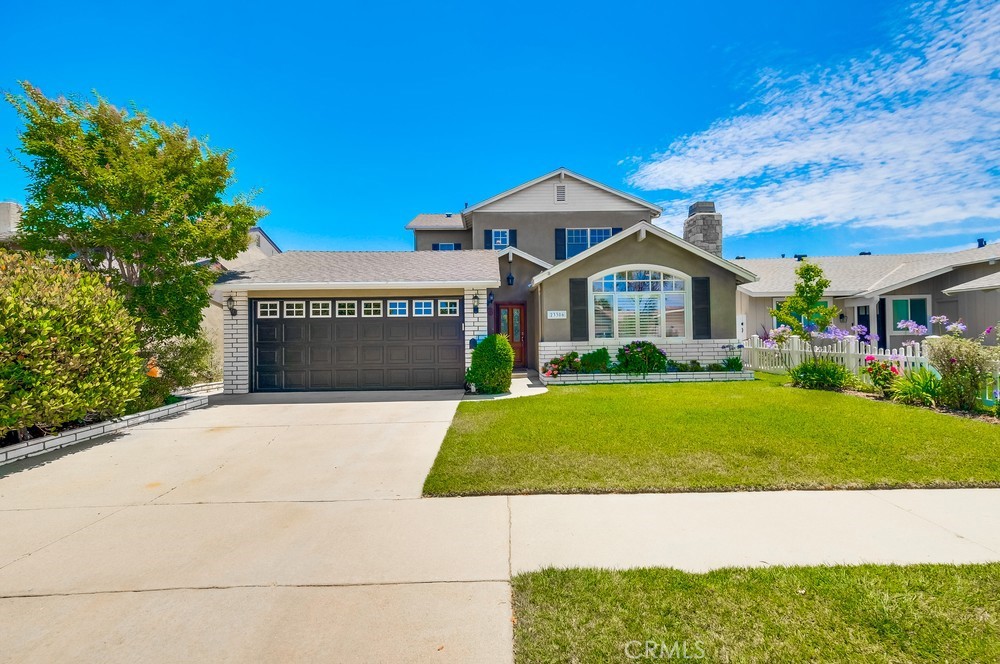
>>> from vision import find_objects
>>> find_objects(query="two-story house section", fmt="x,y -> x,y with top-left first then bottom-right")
406,168 -> 757,370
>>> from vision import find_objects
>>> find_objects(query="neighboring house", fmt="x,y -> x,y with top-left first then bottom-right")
736,240 -> 1000,347
0,202 -> 20,248
218,168 -> 757,394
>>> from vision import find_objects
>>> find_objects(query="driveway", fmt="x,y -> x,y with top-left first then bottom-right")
0,391 -> 513,664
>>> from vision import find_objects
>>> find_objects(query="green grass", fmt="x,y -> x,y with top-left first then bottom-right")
512,564 -> 1000,663
423,373 -> 1000,495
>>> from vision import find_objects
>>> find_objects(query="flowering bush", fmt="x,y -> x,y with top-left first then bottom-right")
615,341 -> 668,375
862,355 -> 900,395
543,352 -> 581,377
721,343 -> 744,371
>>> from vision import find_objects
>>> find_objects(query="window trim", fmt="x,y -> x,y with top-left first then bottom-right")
413,300 -> 434,317
310,301 -> 332,318
283,301 -> 306,318
362,300 -> 383,317
438,299 -> 460,317
387,300 -> 409,317
257,301 -> 280,318
886,294 -> 932,336
587,264 -> 692,342
770,297 -> 833,330
336,300 -> 358,318
490,229 -> 510,250
566,227 -> 612,258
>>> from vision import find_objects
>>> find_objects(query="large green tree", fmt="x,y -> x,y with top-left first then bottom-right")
6,82 -> 265,343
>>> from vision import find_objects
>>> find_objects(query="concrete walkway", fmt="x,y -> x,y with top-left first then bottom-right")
2,395 -> 1000,662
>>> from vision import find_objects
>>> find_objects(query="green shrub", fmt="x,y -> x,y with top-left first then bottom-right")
466,334 -> 514,394
926,335 -> 999,411
0,251 -> 144,441
789,360 -> 851,391
892,368 -> 943,407
615,341 -> 667,375
580,348 -> 611,373
721,356 -> 744,371
543,352 -> 581,377
707,362 -> 726,372
131,334 -> 218,413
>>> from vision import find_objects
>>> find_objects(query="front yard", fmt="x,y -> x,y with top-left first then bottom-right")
513,564 -> 1000,663
423,373 -> 1000,496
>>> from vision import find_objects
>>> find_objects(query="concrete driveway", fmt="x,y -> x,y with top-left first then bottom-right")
0,392 -> 513,664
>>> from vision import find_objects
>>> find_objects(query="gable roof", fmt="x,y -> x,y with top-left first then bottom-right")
498,246 -> 552,270
530,221 -> 757,288
405,213 -> 466,231
462,168 -> 663,219
217,250 -> 500,290
943,271 -> 1000,295
737,243 -> 1000,298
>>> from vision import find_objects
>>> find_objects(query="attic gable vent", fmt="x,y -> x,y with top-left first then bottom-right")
554,184 -> 567,204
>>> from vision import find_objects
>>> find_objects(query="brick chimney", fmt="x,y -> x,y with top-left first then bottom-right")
683,201 -> 722,257
0,202 -> 21,236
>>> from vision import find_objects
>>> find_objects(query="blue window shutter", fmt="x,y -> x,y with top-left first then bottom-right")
612,227 -> 623,235
432,243 -> 440,251
484,229 -> 491,249
509,230 -> 517,248
454,243 -> 462,250
555,228 -> 567,260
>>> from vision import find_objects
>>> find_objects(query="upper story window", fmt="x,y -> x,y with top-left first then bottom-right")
433,243 -> 458,251
491,229 -> 510,249
591,268 -> 688,340
567,228 -> 612,258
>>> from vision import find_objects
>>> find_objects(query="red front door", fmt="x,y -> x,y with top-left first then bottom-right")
496,303 -> 526,367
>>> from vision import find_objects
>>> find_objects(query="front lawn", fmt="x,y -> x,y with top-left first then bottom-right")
422,373 -> 1000,495
513,564 -> 1000,663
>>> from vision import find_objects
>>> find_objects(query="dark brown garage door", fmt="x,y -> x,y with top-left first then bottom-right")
252,297 -> 465,391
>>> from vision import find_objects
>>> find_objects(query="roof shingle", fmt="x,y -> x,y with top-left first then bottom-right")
404,214 -> 466,230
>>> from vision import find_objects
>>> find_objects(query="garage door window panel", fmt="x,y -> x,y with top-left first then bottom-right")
284,301 -> 306,318
362,301 -> 383,317
310,301 -> 331,318
258,301 -> 279,318
388,301 -> 408,317
336,301 -> 357,317
414,300 -> 434,316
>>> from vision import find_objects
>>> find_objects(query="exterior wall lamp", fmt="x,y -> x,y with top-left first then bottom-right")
225,296 -> 237,317
506,270 -> 515,286
472,293 -> 480,314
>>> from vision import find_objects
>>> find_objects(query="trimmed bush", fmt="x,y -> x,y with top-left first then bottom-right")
615,341 -> 667,375
580,348 -> 611,373
926,335 -> 998,411
466,334 -> 514,394
789,360 -> 851,391
0,251 -> 144,441
132,333 -> 218,413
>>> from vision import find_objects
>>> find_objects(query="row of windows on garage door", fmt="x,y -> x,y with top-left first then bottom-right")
255,299 -> 461,319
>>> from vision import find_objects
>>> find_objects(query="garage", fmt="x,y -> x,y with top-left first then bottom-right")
252,297 -> 465,391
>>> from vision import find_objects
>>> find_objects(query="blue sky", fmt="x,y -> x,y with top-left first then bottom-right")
1,0 -> 996,258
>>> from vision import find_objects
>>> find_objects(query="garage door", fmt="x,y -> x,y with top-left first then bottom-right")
252,297 -> 465,391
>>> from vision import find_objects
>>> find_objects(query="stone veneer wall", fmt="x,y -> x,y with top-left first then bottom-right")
222,290 -> 250,394
537,339 -> 739,366
464,287 -> 489,369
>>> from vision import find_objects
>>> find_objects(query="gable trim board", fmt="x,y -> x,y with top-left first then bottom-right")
497,247 -> 553,270
462,168 -> 663,218
531,221 -> 757,289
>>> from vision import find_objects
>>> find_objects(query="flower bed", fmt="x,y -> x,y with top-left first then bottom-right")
539,370 -> 755,386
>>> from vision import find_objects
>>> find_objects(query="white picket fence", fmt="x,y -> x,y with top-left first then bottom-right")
744,335 -> 1000,404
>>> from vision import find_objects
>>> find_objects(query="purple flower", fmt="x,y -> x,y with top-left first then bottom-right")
945,320 -> 967,334
930,315 -> 950,325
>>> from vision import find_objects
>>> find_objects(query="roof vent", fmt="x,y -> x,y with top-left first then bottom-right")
978,238 -> 987,248
794,253 -> 808,261
859,251 -> 872,256
734,255 -> 746,260
445,213 -> 452,218
554,184 -> 567,203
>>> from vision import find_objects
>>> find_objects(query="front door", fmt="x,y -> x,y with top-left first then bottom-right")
496,303 -> 526,367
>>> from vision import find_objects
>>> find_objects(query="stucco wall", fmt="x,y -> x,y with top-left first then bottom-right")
470,210 -> 652,264
536,231 -> 740,342
486,254 -> 546,369
413,229 -> 474,251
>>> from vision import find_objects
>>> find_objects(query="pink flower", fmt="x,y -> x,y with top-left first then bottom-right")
865,355 -> 875,362
890,366 -> 900,375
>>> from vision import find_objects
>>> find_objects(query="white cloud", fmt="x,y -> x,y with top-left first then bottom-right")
628,0 -> 1000,237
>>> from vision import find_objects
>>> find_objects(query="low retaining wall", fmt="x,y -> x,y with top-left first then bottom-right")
539,370 -> 755,385
172,381 -> 224,397
0,395 -> 210,467
538,339 -> 739,365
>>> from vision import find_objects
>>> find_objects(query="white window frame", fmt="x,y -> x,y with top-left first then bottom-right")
587,264 -> 692,342
490,229 -> 510,250
388,300 -> 408,317
567,227 -> 612,258
257,301 -> 279,318
438,299 -> 459,317
413,300 -> 434,317
362,300 -> 383,317
283,301 -> 306,318
336,300 -> 357,317
554,183 -> 567,204
886,295 -> 932,336
770,297 -> 833,330
436,243 -> 456,251
310,301 -> 332,318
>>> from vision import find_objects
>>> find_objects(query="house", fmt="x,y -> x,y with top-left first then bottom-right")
218,168 -> 756,393
0,202 -> 20,247
736,240 -> 1000,346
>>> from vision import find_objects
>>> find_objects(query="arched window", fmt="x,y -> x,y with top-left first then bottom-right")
589,266 -> 690,340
